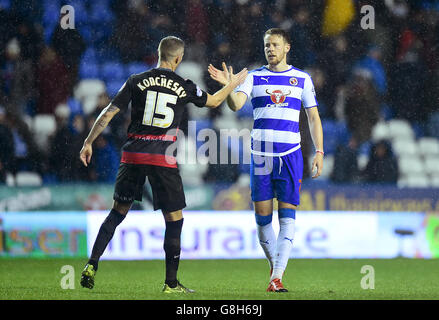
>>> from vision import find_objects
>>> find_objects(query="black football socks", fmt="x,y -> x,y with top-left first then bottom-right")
163,218 -> 184,288
88,209 -> 126,271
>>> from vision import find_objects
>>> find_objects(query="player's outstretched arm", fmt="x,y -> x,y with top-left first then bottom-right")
205,66 -> 247,108
208,62 -> 247,112
79,104 -> 120,167
305,107 -> 324,179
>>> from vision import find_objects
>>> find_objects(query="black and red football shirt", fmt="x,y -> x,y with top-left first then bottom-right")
111,67 -> 208,168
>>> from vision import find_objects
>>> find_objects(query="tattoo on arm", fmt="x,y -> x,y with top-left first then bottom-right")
84,104 -> 120,145
106,105 -> 120,113
97,118 -> 108,128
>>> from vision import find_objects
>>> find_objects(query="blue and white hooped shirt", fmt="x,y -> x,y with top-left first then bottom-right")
236,65 -> 318,157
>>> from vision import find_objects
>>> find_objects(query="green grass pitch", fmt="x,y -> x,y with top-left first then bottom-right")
1,258 -> 438,300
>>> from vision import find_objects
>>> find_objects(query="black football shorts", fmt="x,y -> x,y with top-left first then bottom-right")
113,163 -> 186,212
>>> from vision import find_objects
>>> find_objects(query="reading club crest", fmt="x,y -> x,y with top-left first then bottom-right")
265,89 -> 291,105
289,77 -> 298,86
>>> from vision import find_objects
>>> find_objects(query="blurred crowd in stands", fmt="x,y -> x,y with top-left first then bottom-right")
0,0 -> 438,186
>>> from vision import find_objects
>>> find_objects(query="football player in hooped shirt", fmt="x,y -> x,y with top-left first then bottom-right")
208,28 -> 324,292
79,36 -> 247,293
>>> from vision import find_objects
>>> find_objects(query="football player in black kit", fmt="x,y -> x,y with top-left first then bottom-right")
79,36 -> 247,293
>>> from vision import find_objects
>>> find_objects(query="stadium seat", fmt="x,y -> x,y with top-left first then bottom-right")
96,46 -> 120,62
101,62 -> 125,82
391,139 -> 418,156
236,173 -> 251,187
424,155 -> 439,175
430,174 -> 439,187
88,0 -> 111,8
69,1 -> 88,24
78,26 -> 93,45
0,0 -> 10,9
82,96 -> 99,115
371,121 -> 390,142
32,114 -> 57,150
79,61 -> 100,79
43,23 -> 57,44
321,120 -> 349,155
320,155 -> 334,179
87,26 -> 113,47
15,171 -> 43,187
358,141 -> 372,156
42,0 -> 59,5
178,137 -> 208,185
176,61 -> 205,90
427,112 -> 439,139
418,137 -> 439,156
188,103 -> 209,120
411,122 -> 425,139
194,119 -> 213,133
105,80 -> 126,98
387,119 -> 415,140
180,164 -> 206,186
67,97 -> 82,114
74,79 -> 106,101
398,156 -> 425,175
239,162 -> 251,175
21,114 -> 33,131
380,103 -> 394,121
54,103 -> 71,120
398,174 -> 430,188
89,1 -> 114,23
81,47 -> 98,64
357,154 -> 369,171
214,114 -> 240,131
42,1 -> 60,27
127,62 -> 150,75
6,172 -> 15,187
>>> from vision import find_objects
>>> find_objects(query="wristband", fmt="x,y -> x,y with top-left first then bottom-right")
316,150 -> 324,156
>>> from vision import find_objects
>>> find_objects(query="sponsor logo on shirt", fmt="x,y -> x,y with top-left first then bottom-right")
265,89 -> 291,107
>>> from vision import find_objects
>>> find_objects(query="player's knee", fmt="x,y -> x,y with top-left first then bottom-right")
163,210 -> 183,222
255,213 -> 273,226
101,209 -> 126,234
112,201 -> 132,215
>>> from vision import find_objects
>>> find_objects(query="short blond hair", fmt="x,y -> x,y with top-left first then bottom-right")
158,36 -> 185,62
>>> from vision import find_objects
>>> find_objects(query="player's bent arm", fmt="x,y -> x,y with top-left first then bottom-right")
226,91 -> 247,112
205,85 -> 239,108
84,104 -> 120,145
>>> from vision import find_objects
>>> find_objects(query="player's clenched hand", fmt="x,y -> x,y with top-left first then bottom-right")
311,153 -> 323,179
79,143 -> 93,167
